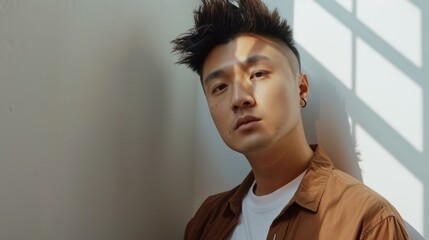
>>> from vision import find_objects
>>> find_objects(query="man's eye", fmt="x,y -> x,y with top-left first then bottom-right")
212,84 -> 228,94
251,71 -> 267,79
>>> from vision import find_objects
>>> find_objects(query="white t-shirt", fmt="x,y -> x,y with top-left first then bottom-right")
229,171 -> 306,240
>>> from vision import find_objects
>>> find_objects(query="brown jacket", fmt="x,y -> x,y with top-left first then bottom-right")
185,146 -> 409,239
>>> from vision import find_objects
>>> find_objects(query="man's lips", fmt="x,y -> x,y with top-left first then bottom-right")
234,115 -> 261,130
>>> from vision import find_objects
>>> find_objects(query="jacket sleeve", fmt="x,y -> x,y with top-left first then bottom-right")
361,216 -> 409,240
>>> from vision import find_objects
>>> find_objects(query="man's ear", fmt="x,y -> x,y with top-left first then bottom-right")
298,73 -> 309,99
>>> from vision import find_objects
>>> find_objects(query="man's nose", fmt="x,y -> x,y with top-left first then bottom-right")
231,78 -> 255,112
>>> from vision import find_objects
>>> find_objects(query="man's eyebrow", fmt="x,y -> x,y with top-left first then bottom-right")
245,55 -> 271,66
203,55 -> 271,86
204,70 -> 225,86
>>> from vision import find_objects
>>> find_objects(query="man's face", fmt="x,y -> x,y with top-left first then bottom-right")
202,34 -> 308,154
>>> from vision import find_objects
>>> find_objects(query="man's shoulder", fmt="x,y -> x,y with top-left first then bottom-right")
330,169 -> 389,202
194,184 -> 241,218
184,184 -> 242,239
327,168 -> 403,220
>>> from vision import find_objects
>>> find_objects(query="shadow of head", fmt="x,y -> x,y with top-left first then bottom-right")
302,68 -> 362,181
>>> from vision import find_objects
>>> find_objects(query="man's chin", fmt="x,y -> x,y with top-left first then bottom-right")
227,140 -> 270,155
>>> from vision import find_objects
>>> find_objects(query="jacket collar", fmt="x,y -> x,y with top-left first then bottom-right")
293,145 -> 334,212
227,145 -> 334,215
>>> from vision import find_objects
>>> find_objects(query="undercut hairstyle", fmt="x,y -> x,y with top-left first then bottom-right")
171,0 -> 301,77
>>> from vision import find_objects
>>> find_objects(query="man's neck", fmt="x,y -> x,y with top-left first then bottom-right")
244,127 -> 314,196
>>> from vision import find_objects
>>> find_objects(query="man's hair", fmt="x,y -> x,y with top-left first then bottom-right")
171,0 -> 301,77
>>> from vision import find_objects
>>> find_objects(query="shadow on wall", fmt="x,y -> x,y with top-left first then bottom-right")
302,68 -> 362,181
113,34 -> 168,239
67,30 -> 171,239
108,30 -> 195,240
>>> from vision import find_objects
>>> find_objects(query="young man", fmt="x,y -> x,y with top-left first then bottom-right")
172,0 -> 409,239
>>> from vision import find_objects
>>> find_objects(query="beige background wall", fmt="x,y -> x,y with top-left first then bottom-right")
0,0 -> 198,239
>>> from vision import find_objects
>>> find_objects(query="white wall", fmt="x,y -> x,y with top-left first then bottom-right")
193,0 -> 428,239
0,0 -> 198,239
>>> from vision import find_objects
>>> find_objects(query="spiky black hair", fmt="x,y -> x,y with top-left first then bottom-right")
171,0 -> 300,77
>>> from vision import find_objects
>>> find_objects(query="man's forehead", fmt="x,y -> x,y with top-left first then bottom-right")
203,35 -> 278,67
202,34 -> 298,79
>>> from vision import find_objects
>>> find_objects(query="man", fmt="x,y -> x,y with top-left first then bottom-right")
172,0 -> 409,239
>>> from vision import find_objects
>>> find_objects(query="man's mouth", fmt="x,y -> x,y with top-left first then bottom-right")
234,115 -> 261,130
